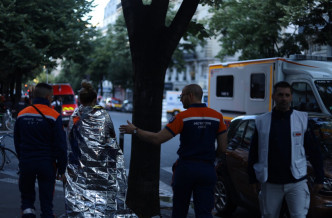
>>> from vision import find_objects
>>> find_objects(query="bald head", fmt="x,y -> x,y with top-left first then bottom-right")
183,84 -> 203,101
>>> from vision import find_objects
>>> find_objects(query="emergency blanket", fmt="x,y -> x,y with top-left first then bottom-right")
64,105 -> 136,217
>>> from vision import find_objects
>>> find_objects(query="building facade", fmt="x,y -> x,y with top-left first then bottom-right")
102,1 -> 236,92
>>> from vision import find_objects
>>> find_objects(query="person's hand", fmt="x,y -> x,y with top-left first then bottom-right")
312,183 -> 323,194
119,120 -> 137,134
251,183 -> 261,194
56,173 -> 66,184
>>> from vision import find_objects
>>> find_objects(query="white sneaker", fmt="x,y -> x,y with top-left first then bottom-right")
22,208 -> 36,215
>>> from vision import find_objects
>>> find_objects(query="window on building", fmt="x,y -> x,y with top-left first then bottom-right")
292,82 -> 321,112
250,73 -> 265,99
216,75 -> 233,97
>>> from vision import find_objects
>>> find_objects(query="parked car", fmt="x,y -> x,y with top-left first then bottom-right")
215,113 -> 332,217
97,96 -> 107,108
105,97 -> 122,111
121,100 -> 133,113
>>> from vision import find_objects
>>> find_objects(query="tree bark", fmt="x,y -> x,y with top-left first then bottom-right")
121,0 -> 200,216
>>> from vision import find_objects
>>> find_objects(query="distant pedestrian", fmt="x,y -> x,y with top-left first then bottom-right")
248,81 -> 324,218
14,83 -> 67,218
51,96 -> 62,114
0,95 -> 6,113
120,84 -> 227,217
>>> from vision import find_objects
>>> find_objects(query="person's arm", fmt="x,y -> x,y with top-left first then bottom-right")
13,119 -> 20,159
106,113 -> 116,138
248,128 -> 260,194
119,120 -> 173,145
216,131 -> 227,158
248,128 -> 259,184
53,116 -> 68,178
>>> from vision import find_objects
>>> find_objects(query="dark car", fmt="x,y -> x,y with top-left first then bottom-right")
215,113 -> 332,217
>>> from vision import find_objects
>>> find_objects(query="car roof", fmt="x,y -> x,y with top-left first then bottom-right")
231,112 -> 331,122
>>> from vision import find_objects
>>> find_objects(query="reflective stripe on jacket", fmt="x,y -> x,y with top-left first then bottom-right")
14,98 -> 67,174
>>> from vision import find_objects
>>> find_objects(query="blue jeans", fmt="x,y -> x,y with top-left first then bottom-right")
172,160 -> 217,218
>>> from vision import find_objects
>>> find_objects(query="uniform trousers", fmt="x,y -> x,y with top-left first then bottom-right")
172,160 -> 216,218
259,179 -> 310,218
19,159 -> 56,218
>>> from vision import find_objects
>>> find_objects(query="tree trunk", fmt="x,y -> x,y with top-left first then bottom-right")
121,0 -> 200,216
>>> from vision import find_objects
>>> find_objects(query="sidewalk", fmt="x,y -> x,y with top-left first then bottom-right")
0,171 -> 217,218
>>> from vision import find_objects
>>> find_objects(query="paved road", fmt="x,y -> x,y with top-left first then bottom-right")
0,111 -> 258,217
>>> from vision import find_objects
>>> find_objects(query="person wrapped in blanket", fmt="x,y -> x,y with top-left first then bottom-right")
64,80 -> 136,217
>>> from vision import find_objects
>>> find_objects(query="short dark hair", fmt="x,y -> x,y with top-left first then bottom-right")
34,83 -> 53,98
273,81 -> 292,94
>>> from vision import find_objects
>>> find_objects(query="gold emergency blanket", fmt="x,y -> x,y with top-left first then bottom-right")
64,105 -> 136,217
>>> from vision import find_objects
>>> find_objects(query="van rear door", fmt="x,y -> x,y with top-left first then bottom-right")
209,59 -> 276,123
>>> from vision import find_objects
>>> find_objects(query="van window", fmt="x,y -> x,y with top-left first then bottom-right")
315,80 -> 332,114
292,82 -> 321,112
250,73 -> 265,99
55,95 -> 76,105
216,75 -> 233,97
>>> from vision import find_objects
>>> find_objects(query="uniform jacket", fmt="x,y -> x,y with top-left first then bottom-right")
166,103 -> 227,162
14,98 -> 67,174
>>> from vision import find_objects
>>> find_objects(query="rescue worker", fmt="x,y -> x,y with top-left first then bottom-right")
119,84 -> 227,218
14,83 -> 67,218
248,81 -> 324,218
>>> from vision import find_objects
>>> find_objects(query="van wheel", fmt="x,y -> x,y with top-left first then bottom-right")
214,176 -> 236,215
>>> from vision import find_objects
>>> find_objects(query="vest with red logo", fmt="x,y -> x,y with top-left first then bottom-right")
254,110 -> 308,183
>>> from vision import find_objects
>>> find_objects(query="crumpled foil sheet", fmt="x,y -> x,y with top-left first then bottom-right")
65,105 -> 137,217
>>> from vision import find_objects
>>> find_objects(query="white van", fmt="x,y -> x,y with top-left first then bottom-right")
163,90 -> 209,122
208,55 -> 332,125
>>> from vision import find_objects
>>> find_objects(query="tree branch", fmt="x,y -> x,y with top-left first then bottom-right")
121,0 -> 144,40
150,0 -> 169,27
163,0 -> 200,62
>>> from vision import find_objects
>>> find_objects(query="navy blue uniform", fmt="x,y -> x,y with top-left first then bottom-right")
166,103 -> 226,218
14,98 -> 67,218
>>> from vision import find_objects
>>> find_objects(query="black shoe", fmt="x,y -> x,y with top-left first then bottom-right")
22,214 -> 36,218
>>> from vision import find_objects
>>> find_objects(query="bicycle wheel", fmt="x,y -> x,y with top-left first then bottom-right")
3,147 -> 18,170
5,117 -> 15,131
0,149 -> 5,170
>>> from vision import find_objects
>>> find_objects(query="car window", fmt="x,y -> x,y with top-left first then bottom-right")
242,120 -> 256,149
229,121 -> 248,148
227,119 -> 242,139
309,117 -> 332,159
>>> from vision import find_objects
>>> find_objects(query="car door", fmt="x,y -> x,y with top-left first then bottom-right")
226,119 -> 258,206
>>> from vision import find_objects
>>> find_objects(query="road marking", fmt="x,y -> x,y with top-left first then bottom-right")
0,177 -> 64,191
1,167 -> 175,196
161,167 -> 173,174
